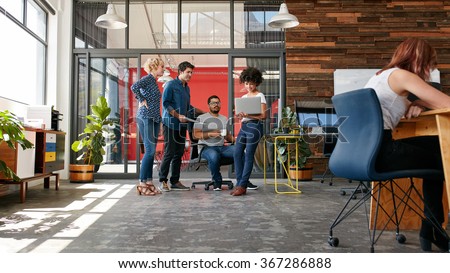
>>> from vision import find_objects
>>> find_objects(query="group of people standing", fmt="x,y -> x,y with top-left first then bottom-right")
131,59 -> 266,197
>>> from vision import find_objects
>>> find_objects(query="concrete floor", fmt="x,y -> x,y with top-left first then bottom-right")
0,170 -> 448,253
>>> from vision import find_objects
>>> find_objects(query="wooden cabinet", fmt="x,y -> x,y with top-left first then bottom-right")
34,130 -> 65,174
0,129 -> 65,202
0,128 -> 65,177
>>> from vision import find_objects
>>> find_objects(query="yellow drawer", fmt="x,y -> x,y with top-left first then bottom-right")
45,152 -> 56,162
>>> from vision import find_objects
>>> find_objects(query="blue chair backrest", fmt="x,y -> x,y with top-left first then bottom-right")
329,88 -> 383,181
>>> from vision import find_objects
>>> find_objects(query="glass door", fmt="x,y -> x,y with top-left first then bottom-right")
73,56 -> 138,178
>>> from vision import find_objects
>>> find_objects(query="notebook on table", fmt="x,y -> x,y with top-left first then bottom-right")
235,96 -> 262,114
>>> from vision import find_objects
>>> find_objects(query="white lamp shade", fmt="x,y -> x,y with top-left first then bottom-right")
268,3 -> 299,29
157,69 -> 174,83
95,4 -> 127,29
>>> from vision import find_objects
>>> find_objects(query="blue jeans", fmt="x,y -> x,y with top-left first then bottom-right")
200,145 -> 235,183
159,125 -> 187,184
136,117 -> 160,182
233,121 -> 263,187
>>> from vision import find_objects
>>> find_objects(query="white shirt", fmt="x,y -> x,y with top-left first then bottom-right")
364,68 -> 410,130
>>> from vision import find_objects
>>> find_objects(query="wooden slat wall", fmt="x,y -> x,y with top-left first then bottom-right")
285,0 -> 450,105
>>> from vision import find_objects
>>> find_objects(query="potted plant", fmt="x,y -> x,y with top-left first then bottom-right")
70,96 -> 115,182
0,110 -> 34,181
273,106 -> 313,180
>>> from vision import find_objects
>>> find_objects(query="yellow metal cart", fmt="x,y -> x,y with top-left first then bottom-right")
263,134 -> 302,194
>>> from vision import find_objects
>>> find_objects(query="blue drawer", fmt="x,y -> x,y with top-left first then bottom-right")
46,142 -> 56,152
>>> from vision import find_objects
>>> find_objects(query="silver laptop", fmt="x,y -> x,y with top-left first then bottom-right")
235,96 -> 262,114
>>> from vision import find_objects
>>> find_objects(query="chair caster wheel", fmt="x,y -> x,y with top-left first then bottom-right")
191,185 -> 195,189
328,237 -> 339,247
204,185 -> 210,190
396,234 -> 406,244
229,184 -> 234,190
340,190 -> 346,196
320,180 -> 324,183
351,195 -> 357,199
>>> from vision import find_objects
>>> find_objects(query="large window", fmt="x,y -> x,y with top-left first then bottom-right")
74,0 -> 284,50
129,1 -> 178,49
0,0 -> 47,105
181,1 -> 230,48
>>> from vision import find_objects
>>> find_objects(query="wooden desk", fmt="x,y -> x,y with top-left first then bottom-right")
394,108 -> 450,210
370,109 -> 450,229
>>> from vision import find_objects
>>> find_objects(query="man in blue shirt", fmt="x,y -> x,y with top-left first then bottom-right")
159,61 -> 205,191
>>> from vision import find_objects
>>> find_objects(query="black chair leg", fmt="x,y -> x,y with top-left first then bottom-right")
329,179 -> 450,253
340,180 -> 370,199
320,164 -> 334,186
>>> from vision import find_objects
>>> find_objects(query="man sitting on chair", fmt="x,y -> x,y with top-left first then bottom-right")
193,95 -> 234,191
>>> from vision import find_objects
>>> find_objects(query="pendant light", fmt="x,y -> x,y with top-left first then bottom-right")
157,69 -> 174,83
158,69 -> 174,88
268,3 -> 299,29
95,4 -> 127,29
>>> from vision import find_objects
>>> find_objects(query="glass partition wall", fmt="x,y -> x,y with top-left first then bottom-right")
72,0 -> 286,179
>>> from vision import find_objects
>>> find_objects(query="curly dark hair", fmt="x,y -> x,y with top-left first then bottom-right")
239,67 -> 263,85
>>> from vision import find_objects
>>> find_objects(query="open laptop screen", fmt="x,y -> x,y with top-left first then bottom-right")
317,113 -> 339,127
298,113 -> 321,127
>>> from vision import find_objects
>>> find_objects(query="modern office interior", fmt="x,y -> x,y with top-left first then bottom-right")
1,0 -> 450,255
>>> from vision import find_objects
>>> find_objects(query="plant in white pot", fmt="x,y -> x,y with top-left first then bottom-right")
70,96 -> 115,182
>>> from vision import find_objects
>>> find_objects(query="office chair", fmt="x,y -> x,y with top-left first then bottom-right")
189,135 -> 234,191
319,127 -> 338,185
328,88 -> 449,253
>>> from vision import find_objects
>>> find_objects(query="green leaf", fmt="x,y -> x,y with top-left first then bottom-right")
71,96 -> 117,165
0,110 -> 34,179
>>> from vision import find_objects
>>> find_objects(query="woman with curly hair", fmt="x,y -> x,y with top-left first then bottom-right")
231,67 -> 267,196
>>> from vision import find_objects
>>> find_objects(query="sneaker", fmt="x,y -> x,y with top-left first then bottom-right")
247,182 -> 258,190
159,181 -> 170,192
213,181 -> 222,191
170,181 -> 190,191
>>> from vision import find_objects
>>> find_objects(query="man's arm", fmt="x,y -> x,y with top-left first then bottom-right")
188,104 -> 205,117
193,127 -> 220,140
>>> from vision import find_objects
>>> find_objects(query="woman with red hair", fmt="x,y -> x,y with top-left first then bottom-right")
365,38 -> 450,252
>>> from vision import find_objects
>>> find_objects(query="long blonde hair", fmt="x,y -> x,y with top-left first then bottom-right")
380,38 -> 437,81
143,58 -> 164,74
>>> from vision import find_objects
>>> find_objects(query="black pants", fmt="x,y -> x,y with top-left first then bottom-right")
159,125 -> 187,184
376,131 -> 444,224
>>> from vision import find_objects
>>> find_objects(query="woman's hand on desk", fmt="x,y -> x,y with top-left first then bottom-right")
405,104 -> 426,119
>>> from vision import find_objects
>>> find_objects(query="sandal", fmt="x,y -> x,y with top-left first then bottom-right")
146,183 -> 161,194
137,185 -> 156,196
